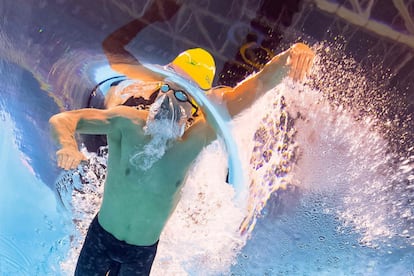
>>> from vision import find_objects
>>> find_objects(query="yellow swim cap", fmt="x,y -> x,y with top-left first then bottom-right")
170,48 -> 216,90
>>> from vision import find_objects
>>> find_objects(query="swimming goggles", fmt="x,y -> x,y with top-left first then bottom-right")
160,83 -> 198,115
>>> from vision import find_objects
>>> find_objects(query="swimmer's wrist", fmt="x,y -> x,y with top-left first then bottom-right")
60,143 -> 78,151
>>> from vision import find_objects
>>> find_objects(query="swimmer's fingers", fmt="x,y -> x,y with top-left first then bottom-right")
57,153 -> 74,170
288,43 -> 315,81
302,49 -> 315,80
297,53 -> 314,80
67,154 -> 87,170
305,53 -> 314,78
292,53 -> 307,81
56,149 -> 87,170
298,54 -> 308,80
288,53 -> 300,81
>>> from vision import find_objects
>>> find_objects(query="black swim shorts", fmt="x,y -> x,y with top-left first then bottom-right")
74,215 -> 159,276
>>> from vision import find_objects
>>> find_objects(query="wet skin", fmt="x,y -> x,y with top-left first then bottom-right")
49,43 -> 315,245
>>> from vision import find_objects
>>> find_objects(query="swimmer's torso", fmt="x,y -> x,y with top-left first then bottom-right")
97,108 -> 211,246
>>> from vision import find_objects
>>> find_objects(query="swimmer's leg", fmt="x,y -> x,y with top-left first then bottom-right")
117,242 -> 158,276
74,216 -> 115,275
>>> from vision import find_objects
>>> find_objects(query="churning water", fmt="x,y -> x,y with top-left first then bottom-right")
52,43 -> 414,275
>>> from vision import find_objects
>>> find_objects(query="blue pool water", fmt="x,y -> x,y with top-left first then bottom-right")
1,1 -> 414,275
0,60 -> 69,274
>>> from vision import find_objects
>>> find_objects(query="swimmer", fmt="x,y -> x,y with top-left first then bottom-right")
49,0 -> 315,275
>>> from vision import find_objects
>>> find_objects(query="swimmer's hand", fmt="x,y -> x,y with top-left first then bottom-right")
56,148 -> 87,170
286,43 -> 315,81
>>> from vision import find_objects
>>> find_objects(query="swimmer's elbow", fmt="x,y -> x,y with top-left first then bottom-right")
49,112 -> 72,125
49,112 -> 79,135
102,39 -> 121,55
49,113 -> 64,127
49,113 -> 75,145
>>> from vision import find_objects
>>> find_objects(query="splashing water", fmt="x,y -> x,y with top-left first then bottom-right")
129,121 -> 184,171
129,135 -> 171,171
233,89 -> 299,235
228,58 -> 412,275
129,94 -> 188,171
230,45 -> 413,275
230,42 -> 414,251
57,142 -> 245,275
287,82 -> 413,249
56,44 -> 413,274
300,44 -> 413,249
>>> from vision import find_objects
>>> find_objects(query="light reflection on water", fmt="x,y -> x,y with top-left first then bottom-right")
230,44 -> 414,275
0,16 -> 413,276
53,45 -> 414,275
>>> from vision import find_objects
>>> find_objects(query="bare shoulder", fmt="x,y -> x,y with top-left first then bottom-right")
182,116 -> 216,143
105,106 -> 148,125
208,85 -> 234,103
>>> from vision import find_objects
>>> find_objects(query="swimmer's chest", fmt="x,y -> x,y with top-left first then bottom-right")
105,151 -> 193,202
106,127 -> 204,194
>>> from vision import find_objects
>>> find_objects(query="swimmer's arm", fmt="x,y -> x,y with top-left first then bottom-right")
49,107 -> 145,169
182,118 -> 216,144
214,43 -> 315,117
102,0 -> 180,81
102,18 -> 162,82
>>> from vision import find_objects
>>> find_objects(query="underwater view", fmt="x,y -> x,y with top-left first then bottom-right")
1,0 -> 413,275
